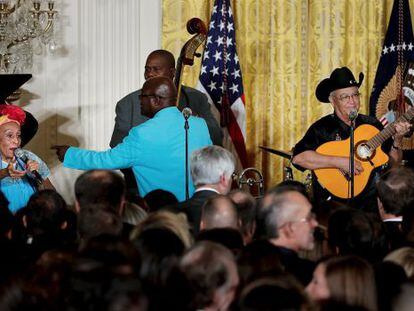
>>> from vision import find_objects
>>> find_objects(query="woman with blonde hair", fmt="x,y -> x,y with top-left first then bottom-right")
130,210 -> 193,248
384,247 -> 414,278
306,255 -> 377,311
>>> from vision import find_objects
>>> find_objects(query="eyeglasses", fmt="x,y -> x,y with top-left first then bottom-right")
139,94 -> 177,101
336,92 -> 361,103
294,212 -> 316,224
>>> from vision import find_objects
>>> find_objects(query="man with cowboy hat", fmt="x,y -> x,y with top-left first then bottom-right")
292,67 -> 411,212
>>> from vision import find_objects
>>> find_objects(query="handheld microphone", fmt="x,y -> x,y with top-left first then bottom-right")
182,107 -> 192,120
14,148 -> 43,184
348,109 -> 358,121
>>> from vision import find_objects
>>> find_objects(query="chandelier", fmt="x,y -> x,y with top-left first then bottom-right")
0,0 -> 58,73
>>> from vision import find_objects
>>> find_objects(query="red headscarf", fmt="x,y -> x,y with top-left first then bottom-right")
0,104 -> 26,126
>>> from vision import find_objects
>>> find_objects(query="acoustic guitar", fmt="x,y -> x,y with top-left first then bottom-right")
314,108 -> 414,198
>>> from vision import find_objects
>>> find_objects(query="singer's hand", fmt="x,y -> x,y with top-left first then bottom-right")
51,145 -> 70,162
26,160 -> 39,174
6,161 -> 26,179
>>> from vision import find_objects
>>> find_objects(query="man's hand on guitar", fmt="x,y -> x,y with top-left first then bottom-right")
393,121 -> 412,141
336,157 -> 363,175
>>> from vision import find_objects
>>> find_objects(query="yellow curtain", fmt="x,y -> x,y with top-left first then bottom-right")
162,0 -> 403,189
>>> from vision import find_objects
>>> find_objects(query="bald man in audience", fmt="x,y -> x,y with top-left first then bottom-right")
200,195 -> 239,231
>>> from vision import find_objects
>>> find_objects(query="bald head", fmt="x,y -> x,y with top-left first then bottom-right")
201,195 -> 238,230
141,76 -> 177,117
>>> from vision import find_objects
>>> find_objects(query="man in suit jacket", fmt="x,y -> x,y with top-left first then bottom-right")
172,145 -> 235,235
377,167 -> 414,250
110,50 -> 223,198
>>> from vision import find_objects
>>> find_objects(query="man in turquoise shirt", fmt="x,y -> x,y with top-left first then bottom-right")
52,76 -> 212,201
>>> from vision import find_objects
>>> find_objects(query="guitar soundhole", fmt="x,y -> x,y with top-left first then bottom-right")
355,141 -> 375,161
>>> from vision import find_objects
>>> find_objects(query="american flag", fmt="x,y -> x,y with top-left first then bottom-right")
197,0 -> 247,167
369,0 -> 414,122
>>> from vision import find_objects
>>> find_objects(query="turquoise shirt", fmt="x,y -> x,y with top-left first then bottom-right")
0,150 -> 50,213
64,107 -> 212,201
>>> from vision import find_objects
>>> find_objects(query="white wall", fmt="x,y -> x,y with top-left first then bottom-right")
20,0 -> 162,204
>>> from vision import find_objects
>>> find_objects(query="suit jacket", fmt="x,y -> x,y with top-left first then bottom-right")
110,85 -> 223,147
172,189 -> 219,235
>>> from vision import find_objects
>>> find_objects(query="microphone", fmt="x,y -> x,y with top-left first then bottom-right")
182,107 -> 192,120
14,148 -> 43,184
348,109 -> 358,121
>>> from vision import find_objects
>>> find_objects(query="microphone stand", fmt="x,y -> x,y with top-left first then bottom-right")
349,119 -> 355,205
184,116 -> 190,200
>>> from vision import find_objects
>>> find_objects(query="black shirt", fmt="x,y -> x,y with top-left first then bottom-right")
292,113 -> 392,212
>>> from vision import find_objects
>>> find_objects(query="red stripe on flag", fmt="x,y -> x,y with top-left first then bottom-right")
227,105 -> 247,167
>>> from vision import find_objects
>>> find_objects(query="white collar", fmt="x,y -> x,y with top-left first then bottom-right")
383,217 -> 402,222
195,186 -> 220,194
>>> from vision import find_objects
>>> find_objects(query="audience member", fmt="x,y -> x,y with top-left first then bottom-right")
257,189 -> 318,285
74,169 -> 126,213
306,255 -> 377,311
197,227 -> 244,256
239,275 -> 310,311
393,282 -> 414,311
328,207 -> 387,262
384,247 -> 414,279
200,194 -> 239,231
229,189 -> 257,244
180,241 -> 239,311
376,167 -> 414,250
74,169 -> 138,238
144,189 -> 178,213
77,203 -> 123,249
131,210 -> 193,248
122,201 -> 148,226
172,145 -> 235,234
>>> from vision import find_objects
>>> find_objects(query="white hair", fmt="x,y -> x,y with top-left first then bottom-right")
190,146 -> 235,186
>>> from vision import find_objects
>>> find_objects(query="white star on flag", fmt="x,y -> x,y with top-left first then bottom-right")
210,66 -> 219,76
213,50 -> 222,62
229,83 -> 239,94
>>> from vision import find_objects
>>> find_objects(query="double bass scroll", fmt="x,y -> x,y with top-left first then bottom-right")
174,18 -> 207,106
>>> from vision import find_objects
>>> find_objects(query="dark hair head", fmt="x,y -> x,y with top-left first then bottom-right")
197,228 -> 244,255
239,275 -> 309,311
25,189 -> 73,236
376,167 -> 414,216
75,170 -> 125,212
237,240 -> 284,286
328,207 -> 386,261
77,203 -> 123,243
229,190 -> 257,241
144,189 -> 178,213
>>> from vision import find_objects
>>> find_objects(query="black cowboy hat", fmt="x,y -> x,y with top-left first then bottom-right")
315,67 -> 364,103
0,74 -> 38,146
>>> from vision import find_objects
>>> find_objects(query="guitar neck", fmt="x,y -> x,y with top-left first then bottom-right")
367,108 -> 414,149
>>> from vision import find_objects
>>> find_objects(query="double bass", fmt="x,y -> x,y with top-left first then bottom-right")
173,18 -> 207,106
